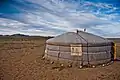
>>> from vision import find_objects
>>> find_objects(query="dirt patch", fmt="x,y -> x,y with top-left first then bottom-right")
0,39 -> 120,80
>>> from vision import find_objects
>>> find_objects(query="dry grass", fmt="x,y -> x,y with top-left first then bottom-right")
0,37 -> 120,80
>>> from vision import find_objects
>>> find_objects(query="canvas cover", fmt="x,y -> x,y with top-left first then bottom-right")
45,31 -> 113,66
46,32 -> 87,44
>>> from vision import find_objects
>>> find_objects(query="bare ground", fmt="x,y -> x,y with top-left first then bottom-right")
0,39 -> 120,80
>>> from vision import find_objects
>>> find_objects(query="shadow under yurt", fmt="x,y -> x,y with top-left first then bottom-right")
44,30 -> 114,67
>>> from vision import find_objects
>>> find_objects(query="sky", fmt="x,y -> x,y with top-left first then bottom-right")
0,0 -> 120,37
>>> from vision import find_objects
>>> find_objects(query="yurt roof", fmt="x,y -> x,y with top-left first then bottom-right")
77,31 -> 111,43
46,32 -> 86,44
46,31 -> 112,44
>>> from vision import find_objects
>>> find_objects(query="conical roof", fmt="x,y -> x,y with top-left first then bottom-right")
77,31 -> 111,43
46,32 -> 86,44
46,31 -> 111,44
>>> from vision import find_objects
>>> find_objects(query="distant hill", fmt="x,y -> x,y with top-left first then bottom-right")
0,34 -> 54,41
11,34 -> 29,37
107,38 -> 120,43
0,34 -> 53,38
0,35 -> 3,36
107,38 -> 120,40
0,34 -> 120,42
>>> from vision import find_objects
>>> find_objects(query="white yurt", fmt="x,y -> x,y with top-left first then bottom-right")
44,30 -> 114,66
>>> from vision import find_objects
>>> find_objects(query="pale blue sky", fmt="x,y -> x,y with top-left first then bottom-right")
0,0 -> 120,37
